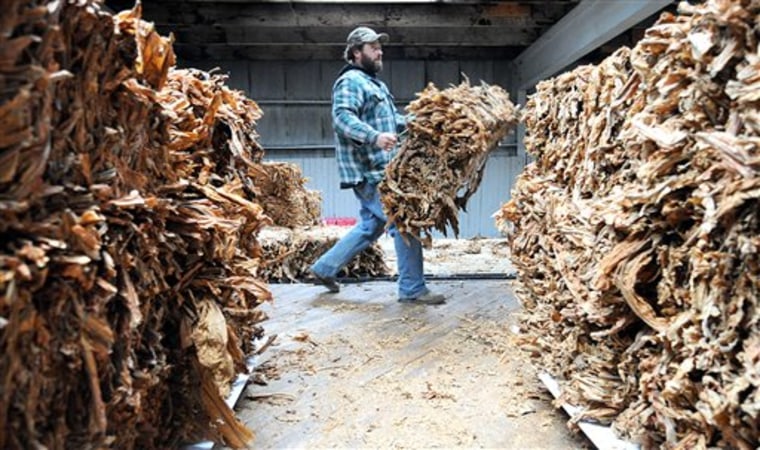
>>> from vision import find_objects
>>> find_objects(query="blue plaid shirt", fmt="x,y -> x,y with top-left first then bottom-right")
332,66 -> 406,188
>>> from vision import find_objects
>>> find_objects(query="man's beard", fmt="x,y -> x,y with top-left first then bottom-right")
359,53 -> 382,74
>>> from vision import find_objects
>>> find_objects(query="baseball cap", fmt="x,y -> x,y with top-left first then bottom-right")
344,26 -> 389,62
346,26 -> 389,46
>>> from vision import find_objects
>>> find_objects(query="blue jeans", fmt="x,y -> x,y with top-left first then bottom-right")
311,181 -> 427,299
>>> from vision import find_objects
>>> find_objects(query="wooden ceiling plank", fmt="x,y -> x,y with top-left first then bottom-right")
174,43 -> 523,61
164,25 -> 536,47
141,2 -> 541,28
484,3 -> 531,18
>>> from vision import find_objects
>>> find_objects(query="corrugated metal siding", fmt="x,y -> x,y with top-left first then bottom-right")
192,58 -> 522,237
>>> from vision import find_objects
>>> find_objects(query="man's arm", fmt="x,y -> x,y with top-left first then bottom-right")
396,112 -> 411,134
332,77 -> 381,146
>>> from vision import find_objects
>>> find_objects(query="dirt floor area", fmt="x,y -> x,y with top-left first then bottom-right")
225,277 -> 591,449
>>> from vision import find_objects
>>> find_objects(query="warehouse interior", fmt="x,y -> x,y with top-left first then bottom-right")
106,0 -> 674,238
3,0 -> 758,449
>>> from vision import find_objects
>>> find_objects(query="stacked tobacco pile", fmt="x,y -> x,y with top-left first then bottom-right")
1,2 -> 270,448
248,162 -> 387,282
258,226 -> 389,282
380,80 -> 518,247
496,0 -> 759,448
246,161 -> 321,228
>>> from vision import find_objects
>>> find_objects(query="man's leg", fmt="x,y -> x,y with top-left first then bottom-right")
392,228 -> 445,304
349,182 -> 441,303
311,183 -> 385,281
392,227 -> 427,300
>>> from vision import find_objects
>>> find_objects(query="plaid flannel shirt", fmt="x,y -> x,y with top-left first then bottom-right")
332,66 -> 406,188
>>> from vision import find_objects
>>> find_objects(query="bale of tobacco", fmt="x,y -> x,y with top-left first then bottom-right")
245,162 -> 322,228
258,226 -> 389,282
496,1 -> 759,448
1,2 -> 270,448
379,80 -> 518,247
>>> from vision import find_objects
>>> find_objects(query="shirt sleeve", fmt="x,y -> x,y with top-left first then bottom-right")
332,77 -> 380,146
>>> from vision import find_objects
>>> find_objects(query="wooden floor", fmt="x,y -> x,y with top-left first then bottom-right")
228,280 -> 589,449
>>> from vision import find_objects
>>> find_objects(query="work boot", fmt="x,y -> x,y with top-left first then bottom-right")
309,269 -> 340,293
398,291 -> 445,305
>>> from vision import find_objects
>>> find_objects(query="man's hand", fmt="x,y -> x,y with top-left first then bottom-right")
375,132 -> 398,151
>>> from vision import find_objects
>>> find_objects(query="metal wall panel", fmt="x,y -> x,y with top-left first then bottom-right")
425,61 -> 460,89
217,60 -> 249,91
388,60 -> 426,101
460,60 -> 495,85
287,105 -> 325,145
493,59 -> 513,91
285,61 -> 321,99
249,61 -> 286,100
256,106 -> 289,147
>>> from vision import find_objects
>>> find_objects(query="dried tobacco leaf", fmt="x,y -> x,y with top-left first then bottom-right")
1,2 -> 270,448
497,1 -> 760,447
381,80 -> 518,247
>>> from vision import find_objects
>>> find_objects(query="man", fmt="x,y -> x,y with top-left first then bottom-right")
309,26 -> 445,305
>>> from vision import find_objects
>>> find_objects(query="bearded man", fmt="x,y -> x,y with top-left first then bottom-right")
308,26 -> 445,305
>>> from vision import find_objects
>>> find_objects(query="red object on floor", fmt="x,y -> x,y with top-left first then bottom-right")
323,217 -> 357,226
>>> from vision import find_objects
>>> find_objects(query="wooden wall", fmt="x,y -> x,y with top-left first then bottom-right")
189,58 -> 522,237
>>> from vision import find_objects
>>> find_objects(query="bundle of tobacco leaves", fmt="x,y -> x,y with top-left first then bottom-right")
258,226 -> 388,282
496,1 -> 759,448
245,162 -> 321,228
1,2 -> 270,448
380,80 -> 518,247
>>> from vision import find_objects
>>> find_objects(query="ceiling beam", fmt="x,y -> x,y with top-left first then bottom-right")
512,0 -> 672,90
140,2 -> 543,28
148,0 -> 577,3
163,25 -> 536,47
174,43 -> 523,61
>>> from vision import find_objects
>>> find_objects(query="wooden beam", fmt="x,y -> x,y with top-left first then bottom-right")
140,2 -> 540,28
163,25 -> 537,47
174,44 -> 524,61
512,0 -> 673,89
145,0 -> 566,2
484,3 -> 531,17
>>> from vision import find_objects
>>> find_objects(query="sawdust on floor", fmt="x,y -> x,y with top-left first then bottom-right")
227,281 -> 591,449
